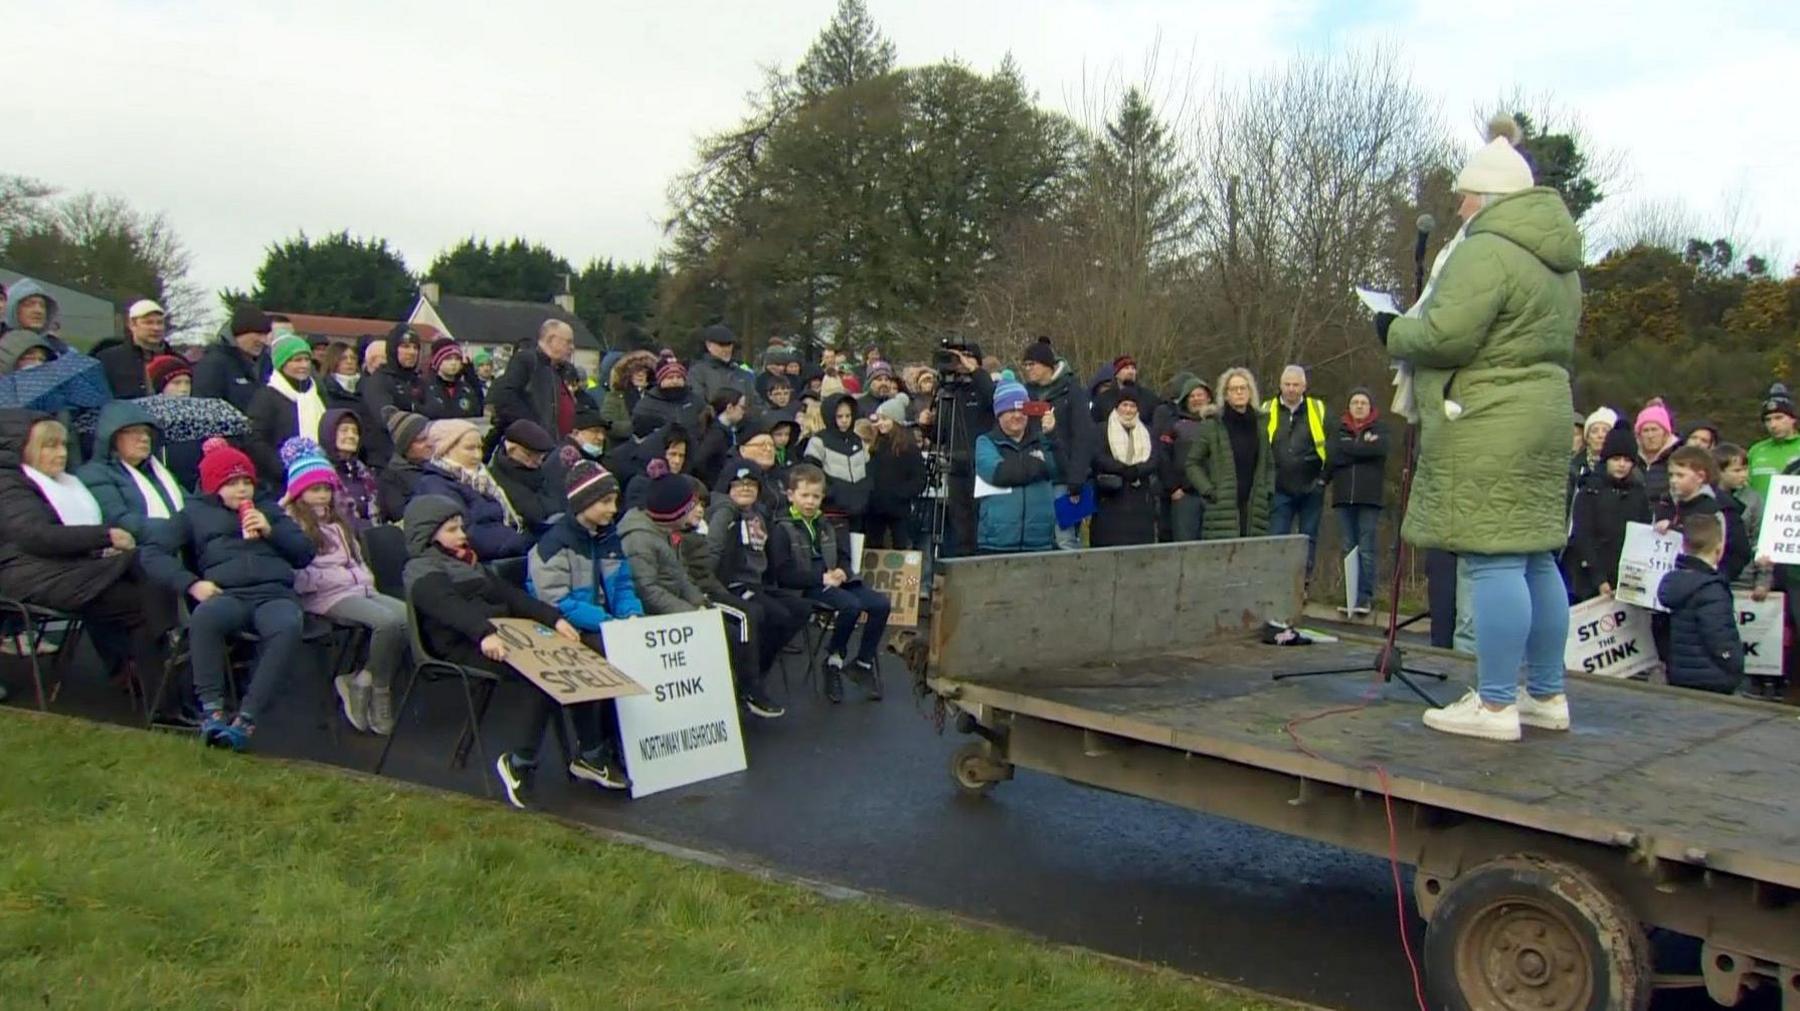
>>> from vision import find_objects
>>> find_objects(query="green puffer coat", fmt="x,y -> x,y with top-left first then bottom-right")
1386,186 -> 1582,555
1184,409 -> 1273,540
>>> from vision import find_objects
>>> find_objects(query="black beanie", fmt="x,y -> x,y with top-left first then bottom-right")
1600,423 -> 1638,462
1021,336 -> 1057,369
230,303 -> 270,337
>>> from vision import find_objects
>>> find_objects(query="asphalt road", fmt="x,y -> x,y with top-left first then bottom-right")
4,631 -> 1769,1011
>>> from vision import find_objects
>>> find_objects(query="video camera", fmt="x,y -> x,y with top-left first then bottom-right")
933,337 -> 978,377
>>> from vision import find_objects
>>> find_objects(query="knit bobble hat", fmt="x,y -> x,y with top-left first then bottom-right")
383,407 -> 430,454
1112,355 -> 1137,373
279,437 -> 340,504
565,459 -> 620,516
146,354 -> 192,393
655,354 -> 687,385
874,393 -> 912,425
429,341 -> 463,373
867,360 -> 895,381
270,334 -> 311,372
1634,398 -> 1674,436
1583,406 -> 1619,432
427,418 -> 479,460
1456,115 -> 1534,196
1762,383 -> 1798,422
992,379 -> 1028,417
644,458 -> 697,523
198,437 -> 256,495
1021,337 -> 1057,369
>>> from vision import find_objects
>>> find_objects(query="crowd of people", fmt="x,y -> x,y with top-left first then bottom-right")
0,250 -> 1792,798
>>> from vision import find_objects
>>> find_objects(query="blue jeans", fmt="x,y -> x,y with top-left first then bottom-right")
809,583 -> 892,662
1270,488 -> 1324,577
1334,505 -> 1380,607
188,594 -> 304,721
1463,552 -> 1569,706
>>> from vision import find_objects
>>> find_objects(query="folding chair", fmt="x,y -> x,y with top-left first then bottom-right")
361,525 -> 409,599
0,598 -> 86,711
800,602 -> 838,695
144,611 -> 336,729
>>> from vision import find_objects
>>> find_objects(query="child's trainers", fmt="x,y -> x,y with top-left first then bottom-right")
213,715 -> 255,752
1517,692 -> 1571,731
569,749 -> 631,792
200,710 -> 233,748
334,673 -> 371,733
741,687 -> 786,719
823,654 -> 847,703
495,751 -> 534,809
850,658 -> 884,701
367,682 -> 395,736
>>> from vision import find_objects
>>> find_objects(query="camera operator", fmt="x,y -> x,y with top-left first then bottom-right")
933,340 -> 994,557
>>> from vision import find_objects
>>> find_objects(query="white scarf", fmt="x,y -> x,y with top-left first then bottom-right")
23,465 -> 103,527
1106,412 -> 1152,466
123,455 -> 186,520
267,372 -> 328,444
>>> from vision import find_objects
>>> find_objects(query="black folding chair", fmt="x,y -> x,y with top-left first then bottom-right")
361,525 -> 409,599
0,598 -> 86,711
799,602 -> 838,695
145,611 -> 337,729
373,584 -> 508,796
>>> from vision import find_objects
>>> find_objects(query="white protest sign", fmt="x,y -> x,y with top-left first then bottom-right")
1564,596 -> 1658,679
1733,590 -> 1786,677
1613,522 -> 1682,612
1755,476 -> 1800,564
1343,547 -> 1360,614
605,610 -> 747,799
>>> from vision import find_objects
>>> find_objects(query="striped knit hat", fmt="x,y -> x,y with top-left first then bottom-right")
655,353 -> 687,386
644,458 -> 696,523
279,437 -> 340,504
565,459 -> 619,516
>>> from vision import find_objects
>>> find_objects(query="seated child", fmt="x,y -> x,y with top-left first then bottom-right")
707,459 -> 809,717
768,463 -> 890,703
403,494 -> 629,805
141,438 -> 317,750
1656,514 -> 1745,695
280,437 -> 407,735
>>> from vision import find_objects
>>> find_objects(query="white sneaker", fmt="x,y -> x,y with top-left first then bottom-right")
335,673 -> 371,733
1422,691 -> 1521,742
366,675 -> 395,736
1517,693 -> 1570,731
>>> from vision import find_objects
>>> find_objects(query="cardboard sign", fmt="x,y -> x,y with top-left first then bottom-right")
860,548 -> 924,627
605,610 -> 747,799
1734,590 -> 1787,677
1755,476 -> 1800,564
488,618 -> 646,704
1614,522 -> 1682,612
1564,597 -> 1658,679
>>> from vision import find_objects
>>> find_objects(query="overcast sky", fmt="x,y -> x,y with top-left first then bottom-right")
15,0 -> 1798,315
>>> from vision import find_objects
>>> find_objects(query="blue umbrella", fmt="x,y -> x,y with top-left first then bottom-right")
0,352 -> 113,412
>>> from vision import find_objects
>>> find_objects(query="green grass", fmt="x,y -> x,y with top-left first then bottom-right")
0,712 -> 1295,1011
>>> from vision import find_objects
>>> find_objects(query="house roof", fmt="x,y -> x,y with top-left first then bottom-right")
430,294 -> 600,350
270,311 -> 438,344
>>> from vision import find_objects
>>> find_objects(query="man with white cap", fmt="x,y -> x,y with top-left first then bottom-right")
96,299 -> 171,399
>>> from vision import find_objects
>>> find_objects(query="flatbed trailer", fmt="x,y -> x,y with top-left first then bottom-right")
921,537 -> 1800,1011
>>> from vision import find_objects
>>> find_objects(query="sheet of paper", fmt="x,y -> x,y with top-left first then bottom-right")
974,475 -> 1011,499
1355,287 -> 1402,316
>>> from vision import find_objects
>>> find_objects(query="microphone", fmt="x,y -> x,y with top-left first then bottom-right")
1412,213 -> 1436,301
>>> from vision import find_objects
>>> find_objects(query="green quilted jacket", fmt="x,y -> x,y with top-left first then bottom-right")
1184,408 -> 1273,541
1386,186 -> 1582,555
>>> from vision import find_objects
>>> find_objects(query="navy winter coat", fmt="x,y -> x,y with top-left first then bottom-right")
142,493 -> 315,603
1656,554 -> 1744,694
412,464 -> 534,561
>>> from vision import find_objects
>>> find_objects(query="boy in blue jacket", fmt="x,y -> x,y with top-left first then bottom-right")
1656,514 -> 1745,695
141,438 -> 316,750
527,460 -> 644,792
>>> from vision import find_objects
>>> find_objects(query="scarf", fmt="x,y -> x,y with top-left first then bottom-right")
1341,408 -> 1380,435
123,456 -> 185,519
401,543 -> 481,591
332,373 -> 360,396
23,465 -> 103,527
439,457 -> 504,504
1106,411 -> 1152,466
267,372 -> 328,444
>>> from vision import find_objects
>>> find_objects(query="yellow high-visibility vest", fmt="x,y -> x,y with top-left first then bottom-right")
1263,396 -> 1328,463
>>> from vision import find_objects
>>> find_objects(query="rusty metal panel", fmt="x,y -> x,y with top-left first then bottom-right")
929,537 -> 1306,684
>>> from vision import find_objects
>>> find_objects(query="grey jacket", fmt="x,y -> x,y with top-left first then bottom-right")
618,508 -> 706,615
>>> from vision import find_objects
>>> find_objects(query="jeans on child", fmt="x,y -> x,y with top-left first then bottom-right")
811,582 -> 891,662
188,594 -> 304,721
1463,551 -> 1569,706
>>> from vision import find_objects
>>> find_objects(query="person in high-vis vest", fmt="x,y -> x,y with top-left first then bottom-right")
1263,364 -> 1330,580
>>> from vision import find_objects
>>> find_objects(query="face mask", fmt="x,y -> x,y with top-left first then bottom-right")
579,440 -> 603,458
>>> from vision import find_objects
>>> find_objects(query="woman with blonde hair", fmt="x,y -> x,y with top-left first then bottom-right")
1184,367 -> 1272,540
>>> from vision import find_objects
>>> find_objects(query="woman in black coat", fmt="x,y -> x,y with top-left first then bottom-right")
1089,390 -> 1162,547
0,410 -> 175,710
359,326 -> 423,467
246,336 -> 328,493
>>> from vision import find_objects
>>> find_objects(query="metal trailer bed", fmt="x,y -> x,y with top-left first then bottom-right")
921,537 -> 1800,1011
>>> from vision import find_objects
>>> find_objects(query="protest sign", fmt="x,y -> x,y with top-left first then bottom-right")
1733,591 -> 1786,677
1342,547 -> 1360,615
861,548 -> 924,627
1564,597 -> 1657,679
1755,476 -> 1800,564
606,610 -> 747,799
1613,522 -> 1682,612
488,619 -> 646,704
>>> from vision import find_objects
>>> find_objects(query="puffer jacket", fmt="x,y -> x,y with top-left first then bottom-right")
291,518 -> 378,615
1328,414 -> 1390,507
804,400 -> 872,518
527,512 -> 645,631
768,507 -> 855,590
1185,408 -> 1273,540
617,508 -> 706,614
1566,467 -> 1650,601
74,400 -> 188,541
1385,186 -> 1582,554
412,463 -> 533,561
1654,486 -> 1751,584
1657,554 -> 1744,694
141,493 -> 315,603
600,351 -> 655,442
973,427 -> 1060,553
632,384 -> 705,436
0,409 -> 135,610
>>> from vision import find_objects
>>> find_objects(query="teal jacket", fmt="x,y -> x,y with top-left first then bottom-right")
974,428 -> 1060,553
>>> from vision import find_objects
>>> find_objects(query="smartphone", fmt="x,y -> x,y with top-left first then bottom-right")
1021,400 -> 1050,418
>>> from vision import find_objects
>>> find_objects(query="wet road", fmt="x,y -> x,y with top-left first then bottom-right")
5,637 -> 1767,1011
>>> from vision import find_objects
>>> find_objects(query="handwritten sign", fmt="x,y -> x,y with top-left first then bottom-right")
1564,597 -> 1658,679
861,548 -> 924,627
1734,591 -> 1786,677
488,618 -> 646,704
605,610 -> 747,799
1754,476 -> 1800,564
1614,522 -> 1682,612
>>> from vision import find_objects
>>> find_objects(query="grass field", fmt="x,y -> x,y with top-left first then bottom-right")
0,712 -> 1295,1010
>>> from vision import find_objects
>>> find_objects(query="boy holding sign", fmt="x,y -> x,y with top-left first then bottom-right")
1657,514 -> 1745,695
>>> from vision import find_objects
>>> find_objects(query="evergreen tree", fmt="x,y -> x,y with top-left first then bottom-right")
425,238 -> 573,302
246,231 -> 416,318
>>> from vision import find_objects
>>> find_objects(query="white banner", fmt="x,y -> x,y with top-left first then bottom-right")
606,610 -> 747,799
1755,476 -> 1800,564
1734,591 -> 1786,677
1564,596 -> 1658,679
1614,522 -> 1682,612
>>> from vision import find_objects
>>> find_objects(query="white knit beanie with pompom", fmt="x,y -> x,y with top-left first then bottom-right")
1455,115 -> 1534,195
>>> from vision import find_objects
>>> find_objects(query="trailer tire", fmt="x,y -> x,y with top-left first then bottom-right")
950,742 -> 998,796
1423,854 -> 1651,1011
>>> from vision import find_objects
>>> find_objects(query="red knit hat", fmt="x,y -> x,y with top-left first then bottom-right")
429,341 -> 464,374
198,437 -> 256,495
655,355 -> 687,386
147,354 -> 192,393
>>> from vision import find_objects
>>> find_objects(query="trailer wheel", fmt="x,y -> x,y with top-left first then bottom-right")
1423,855 -> 1651,1011
950,742 -> 999,796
